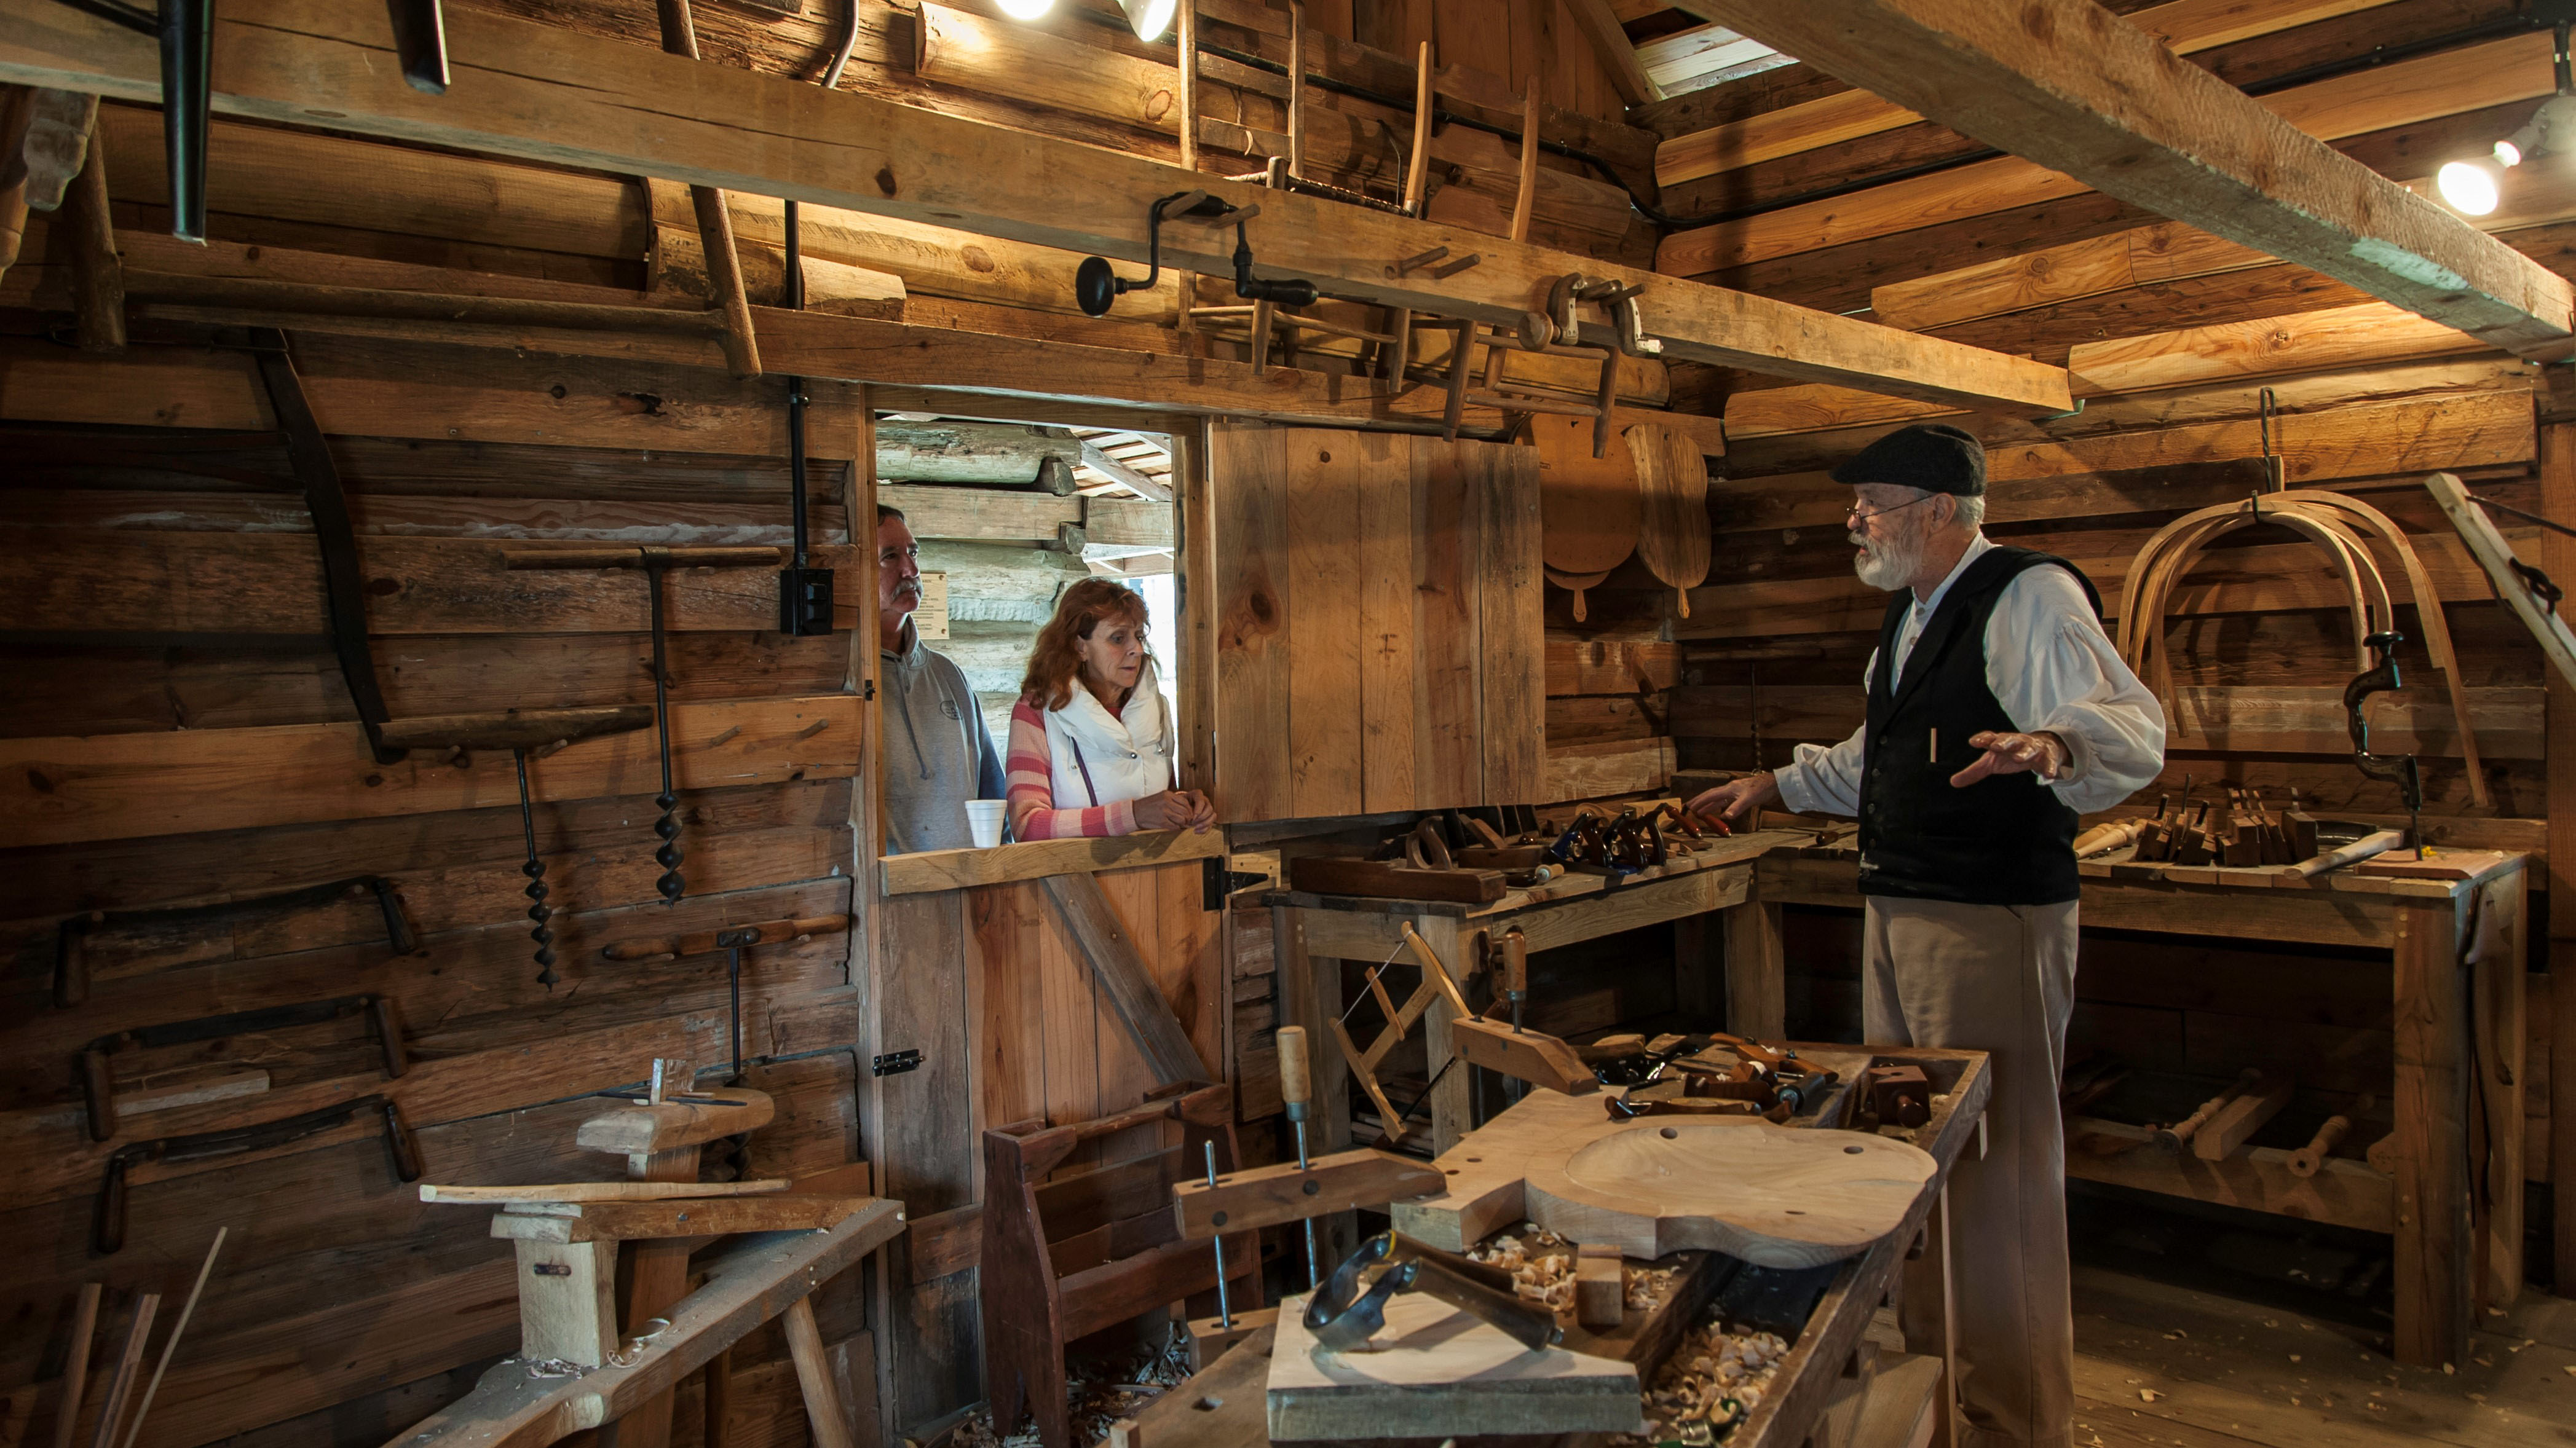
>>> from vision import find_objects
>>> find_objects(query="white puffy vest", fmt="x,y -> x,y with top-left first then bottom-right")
1041,660 -> 1175,810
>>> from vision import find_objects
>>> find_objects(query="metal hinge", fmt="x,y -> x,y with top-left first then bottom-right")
871,1049 -> 922,1077
1201,856 -> 1270,911
858,680 -> 877,701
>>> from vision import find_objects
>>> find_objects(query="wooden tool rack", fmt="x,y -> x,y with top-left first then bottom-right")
1262,829 -> 1810,1156
1110,1042 -> 1993,1448
1757,838 -> 2529,1369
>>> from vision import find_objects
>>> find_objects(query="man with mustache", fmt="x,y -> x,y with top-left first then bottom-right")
876,505 -> 1008,852
1688,423 -> 2163,1448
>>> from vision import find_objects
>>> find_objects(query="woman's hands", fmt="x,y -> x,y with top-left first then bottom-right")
1134,788 -> 1219,833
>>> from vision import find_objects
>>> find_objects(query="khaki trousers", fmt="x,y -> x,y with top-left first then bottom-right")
1863,896 -> 2078,1448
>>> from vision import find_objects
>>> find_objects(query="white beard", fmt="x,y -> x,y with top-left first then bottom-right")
1851,527 -> 1921,591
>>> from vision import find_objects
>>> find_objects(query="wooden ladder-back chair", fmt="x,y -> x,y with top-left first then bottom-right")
2112,488 -> 2489,808
980,1082 -> 1260,1448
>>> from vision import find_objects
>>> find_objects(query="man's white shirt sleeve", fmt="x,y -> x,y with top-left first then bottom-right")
1770,565 -> 2164,818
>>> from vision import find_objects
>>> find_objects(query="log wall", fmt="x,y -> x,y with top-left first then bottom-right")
0,325 -> 877,1447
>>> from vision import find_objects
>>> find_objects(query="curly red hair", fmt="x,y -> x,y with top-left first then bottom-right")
1021,578 -> 1154,712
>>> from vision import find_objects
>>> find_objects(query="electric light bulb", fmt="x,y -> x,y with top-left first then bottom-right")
2495,138 -> 2525,167
1119,0 -> 1177,39
2437,160 -> 2500,216
995,0 -> 1053,17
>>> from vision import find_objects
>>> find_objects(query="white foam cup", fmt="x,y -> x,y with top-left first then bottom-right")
965,798 -> 1008,849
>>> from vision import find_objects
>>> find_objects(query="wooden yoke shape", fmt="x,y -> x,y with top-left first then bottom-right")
979,1083 -> 1257,1448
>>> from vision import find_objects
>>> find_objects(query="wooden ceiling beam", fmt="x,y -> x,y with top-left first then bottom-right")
1681,0 -> 2576,355
1563,0 -> 1662,107
0,0 -> 2073,415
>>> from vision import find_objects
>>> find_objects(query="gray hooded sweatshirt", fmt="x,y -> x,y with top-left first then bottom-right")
881,617 -> 1007,853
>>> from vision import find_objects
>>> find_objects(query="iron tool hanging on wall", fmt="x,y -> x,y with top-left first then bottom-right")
374,707 -> 657,986
599,913 -> 851,1084
47,0 -> 210,240
54,874 -> 416,1009
499,548 -> 784,914
1073,190 -> 1316,317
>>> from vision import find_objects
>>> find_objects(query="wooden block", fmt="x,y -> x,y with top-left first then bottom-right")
515,1238 -> 619,1367
1574,1243 -> 1623,1329
1184,1305 -> 1279,1372
575,1090 -> 776,1155
491,1194 -> 879,1243
1265,1289 -> 1642,1441
1110,1323 -> 1274,1448
2355,849 -> 2520,881
2193,1072 -> 2296,1161
1452,1015 -> 1599,1095
1286,856 -> 1507,903
1171,1149 -> 1445,1240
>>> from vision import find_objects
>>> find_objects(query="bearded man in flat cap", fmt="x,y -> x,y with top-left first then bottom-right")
1691,423 -> 2166,1448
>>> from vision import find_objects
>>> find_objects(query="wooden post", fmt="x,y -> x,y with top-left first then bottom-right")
1175,423 -> 1217,795
1412,915 -> 1474,1155
613,1143 -> 700,1448
61,112 -> 122,353
1284,1 -> 1305,183
1175,0 -> 1198,355
2392,898 -> 2471,1366
653,0 -> 761,378
2547,419 -> 2576,1299
783,1297 -> 859,1448
1723,898 -> 1787,1038
2472,871 -> 2526,1312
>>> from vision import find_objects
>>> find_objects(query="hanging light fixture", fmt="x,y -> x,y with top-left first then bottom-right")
995,0 -> 1053,18
1118,0 -> 1176,41
2439,4 -> 2576,216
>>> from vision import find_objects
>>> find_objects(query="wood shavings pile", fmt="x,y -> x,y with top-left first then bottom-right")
1618,1313 -> 1792,1445
1468,1221 -> 1678,1320
947,1326 -> 1193,1447
1469,1221 -> 1580,1313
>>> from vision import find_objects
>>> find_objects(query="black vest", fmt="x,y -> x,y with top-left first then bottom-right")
1857,547 -> 2101,906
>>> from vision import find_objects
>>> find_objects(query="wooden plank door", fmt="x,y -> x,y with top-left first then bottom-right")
1206,425 -> 1544,822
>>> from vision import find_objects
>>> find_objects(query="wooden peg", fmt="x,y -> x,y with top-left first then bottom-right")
2289,1093 -> 2374,1178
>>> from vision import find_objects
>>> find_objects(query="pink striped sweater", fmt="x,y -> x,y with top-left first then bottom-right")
1005,698 -> 1137,840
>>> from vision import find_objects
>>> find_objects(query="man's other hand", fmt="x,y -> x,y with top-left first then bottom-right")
1686,771 -> 1780,826
1950,730 -> 2068,787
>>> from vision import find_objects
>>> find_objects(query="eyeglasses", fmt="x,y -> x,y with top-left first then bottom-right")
1846,493 -> 1942,525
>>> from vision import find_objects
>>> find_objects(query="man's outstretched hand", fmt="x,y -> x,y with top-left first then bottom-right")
1686,771 -> 1780,826
1949,730 -> 2068,788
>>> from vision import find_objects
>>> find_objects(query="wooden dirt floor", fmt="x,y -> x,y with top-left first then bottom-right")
2068,1265 -> 2576,1448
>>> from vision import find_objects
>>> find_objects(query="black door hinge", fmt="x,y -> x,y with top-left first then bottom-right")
1201,856 -> 1269,911
859,680 -> 877,701
871,1049 -> 922,1077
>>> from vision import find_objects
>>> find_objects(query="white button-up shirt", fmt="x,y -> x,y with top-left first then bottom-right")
1773,534 -> 2168,818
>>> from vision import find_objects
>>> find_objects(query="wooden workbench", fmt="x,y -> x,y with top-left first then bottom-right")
1263,830 -> 1809,1156
1758,840 -> 2530,1369
1272,827 -> 2525,1371
1109,1042 -> 1993,1448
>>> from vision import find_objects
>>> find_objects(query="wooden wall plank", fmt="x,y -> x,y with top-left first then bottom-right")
1357,436 -> 1420,814
1477,437 -> 1547,804
0,531 -> 861,637
1708,390 -> 2537,535
0,694 -> 861,846
1412,440 -> 1484,807
1210,426 -> 1293,822
2066,300 -> 2494,394
1284,434 -> 1366,818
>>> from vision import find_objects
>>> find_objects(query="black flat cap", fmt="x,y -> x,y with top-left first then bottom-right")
1830,422 -> 1986,497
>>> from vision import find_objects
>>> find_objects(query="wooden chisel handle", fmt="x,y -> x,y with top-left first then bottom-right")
2280,828 -> 2405,878
1276,1025 -> 1311,1112
1502,930 -> 1528,999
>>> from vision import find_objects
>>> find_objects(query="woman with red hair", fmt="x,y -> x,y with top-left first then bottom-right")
1006,578 -> 1218,839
